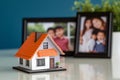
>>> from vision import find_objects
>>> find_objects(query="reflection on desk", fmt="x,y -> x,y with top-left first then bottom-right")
0,49 -> 120,80
16,57 -> 112,80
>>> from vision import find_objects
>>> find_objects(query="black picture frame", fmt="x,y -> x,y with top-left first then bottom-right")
22,17 -> 76,56
74,12 -> 112,58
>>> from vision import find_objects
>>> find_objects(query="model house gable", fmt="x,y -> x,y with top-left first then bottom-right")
35,34 -> 64,55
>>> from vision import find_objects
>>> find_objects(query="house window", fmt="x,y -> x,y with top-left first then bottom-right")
43,42 -> 48,49
26,60 -> 29,66
19,58 -> 23,65
37,59 -> 45,66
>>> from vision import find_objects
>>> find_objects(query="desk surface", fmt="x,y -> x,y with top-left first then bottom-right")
0,49 -> 120,80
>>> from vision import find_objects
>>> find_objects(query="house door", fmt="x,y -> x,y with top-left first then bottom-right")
50,58 -> 54,68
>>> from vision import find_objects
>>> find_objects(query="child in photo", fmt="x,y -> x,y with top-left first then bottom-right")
94,31 -> 106,53
54,26 -> 70,51
92,17 -> 106,31
47,27 -> 55,38
79,18 -> 93,52
87,31 -> 97,52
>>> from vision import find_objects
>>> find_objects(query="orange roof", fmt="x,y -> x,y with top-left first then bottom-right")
15,32 -> 47,60
15,32 -> 64,60
37,49 -> 58,57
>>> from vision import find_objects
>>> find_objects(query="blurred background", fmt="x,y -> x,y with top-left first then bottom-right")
0,0 -> 105,49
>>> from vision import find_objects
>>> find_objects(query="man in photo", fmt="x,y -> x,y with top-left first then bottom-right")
94,30 -> 106,53
54,26 -> 70,51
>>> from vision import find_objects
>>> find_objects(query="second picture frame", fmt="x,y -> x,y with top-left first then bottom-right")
74,12 -> 112,58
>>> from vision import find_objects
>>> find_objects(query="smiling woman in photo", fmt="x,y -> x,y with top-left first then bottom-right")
92,17 -> 106,31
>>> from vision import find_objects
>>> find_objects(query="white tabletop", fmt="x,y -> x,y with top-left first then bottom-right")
0,33 -> 120,80
0,48 -> 120,80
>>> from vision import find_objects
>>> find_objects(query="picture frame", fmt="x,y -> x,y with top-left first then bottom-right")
22,17 -> 76,56
74,12 -> 112,58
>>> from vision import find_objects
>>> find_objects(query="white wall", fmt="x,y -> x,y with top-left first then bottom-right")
31,54 -> 50,70
18,58 -> 32,70
34,37 -> 60,66
47,37 -> 60,65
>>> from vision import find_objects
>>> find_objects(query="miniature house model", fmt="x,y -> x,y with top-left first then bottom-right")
14,32 -> 66,73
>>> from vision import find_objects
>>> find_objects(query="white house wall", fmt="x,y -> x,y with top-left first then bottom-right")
35,37 -> 60,66
18,58 -> 32,70
31,53 -> 50,70
47,37 -> 60,64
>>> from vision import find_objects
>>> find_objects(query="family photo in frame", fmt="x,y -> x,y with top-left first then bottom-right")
75,12 -> 112,58
22,17 -> 76,56
22,12 -> 112,58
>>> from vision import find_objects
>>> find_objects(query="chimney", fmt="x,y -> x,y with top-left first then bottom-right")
35,32 -> 41,42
